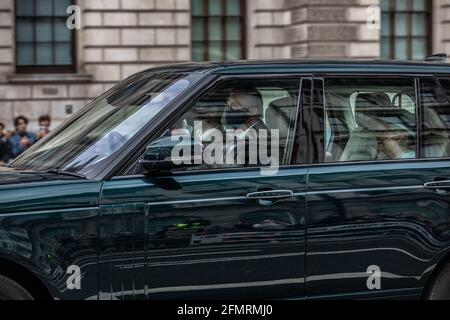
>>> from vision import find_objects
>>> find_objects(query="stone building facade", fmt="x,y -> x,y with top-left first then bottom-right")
0,0 -> 447,131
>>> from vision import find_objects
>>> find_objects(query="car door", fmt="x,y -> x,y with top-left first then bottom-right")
100,75 -> 310,299
305,75 -> 450,299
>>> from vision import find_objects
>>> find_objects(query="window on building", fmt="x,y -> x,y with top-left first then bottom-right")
191,0 -> 245,61
15,0 -> 75,73
380,0 -> 431,60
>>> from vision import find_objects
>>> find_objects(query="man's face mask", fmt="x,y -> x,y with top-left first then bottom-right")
224,93 -> 260,127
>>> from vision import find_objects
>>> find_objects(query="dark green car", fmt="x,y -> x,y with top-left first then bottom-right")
2,59 -> 450,300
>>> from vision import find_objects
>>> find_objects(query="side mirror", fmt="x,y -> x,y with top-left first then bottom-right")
139,134 -> 203,174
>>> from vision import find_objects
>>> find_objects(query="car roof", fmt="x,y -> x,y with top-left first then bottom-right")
140,59 -> 450,76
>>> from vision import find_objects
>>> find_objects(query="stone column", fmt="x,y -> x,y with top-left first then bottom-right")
285,0 -> 380,59
246,0 -> 291,59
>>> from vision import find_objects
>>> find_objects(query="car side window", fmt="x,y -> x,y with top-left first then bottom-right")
127,78 -> 301,175
323,78 -> 417,163
421,78 -> 450,158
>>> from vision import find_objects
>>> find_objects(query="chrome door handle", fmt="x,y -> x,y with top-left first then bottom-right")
247,190 -> 294,201
424,180 -> 450,191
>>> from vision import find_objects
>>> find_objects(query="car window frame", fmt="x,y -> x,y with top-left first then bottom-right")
310,73 -> 425,166
435,77 -> 450,103
114,73 -> 312,178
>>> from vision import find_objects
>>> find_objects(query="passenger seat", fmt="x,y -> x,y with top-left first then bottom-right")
340,92 -> 393,162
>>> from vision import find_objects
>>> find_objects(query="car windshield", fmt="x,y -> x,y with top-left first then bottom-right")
10,72 -> 202,177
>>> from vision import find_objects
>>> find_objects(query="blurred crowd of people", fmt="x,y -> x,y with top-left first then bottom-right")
0,115 -> 51,164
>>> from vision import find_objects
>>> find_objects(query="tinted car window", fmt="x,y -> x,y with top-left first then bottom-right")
11,73 -> 201,178
421,78 -> 450,158
130,78 -> 301,174
324,78 -> 417,163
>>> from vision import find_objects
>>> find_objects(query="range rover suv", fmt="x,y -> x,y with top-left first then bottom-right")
2,59 -> 450,300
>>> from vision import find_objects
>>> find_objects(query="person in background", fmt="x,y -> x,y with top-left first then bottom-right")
10,116 -> 36,159
37,115 -> 51,140
0,122 -> 12,164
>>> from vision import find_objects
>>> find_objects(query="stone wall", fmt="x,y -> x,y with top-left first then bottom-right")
0,0 -> 18,130
284,0 -> 380,58
438,0 -> 450,57
246,0 -> 291,59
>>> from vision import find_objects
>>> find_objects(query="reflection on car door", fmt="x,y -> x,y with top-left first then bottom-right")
109,170 -> 307,299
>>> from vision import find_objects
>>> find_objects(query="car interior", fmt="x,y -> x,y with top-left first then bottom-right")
324,81 -> 419,163
164,80 -> 299,167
